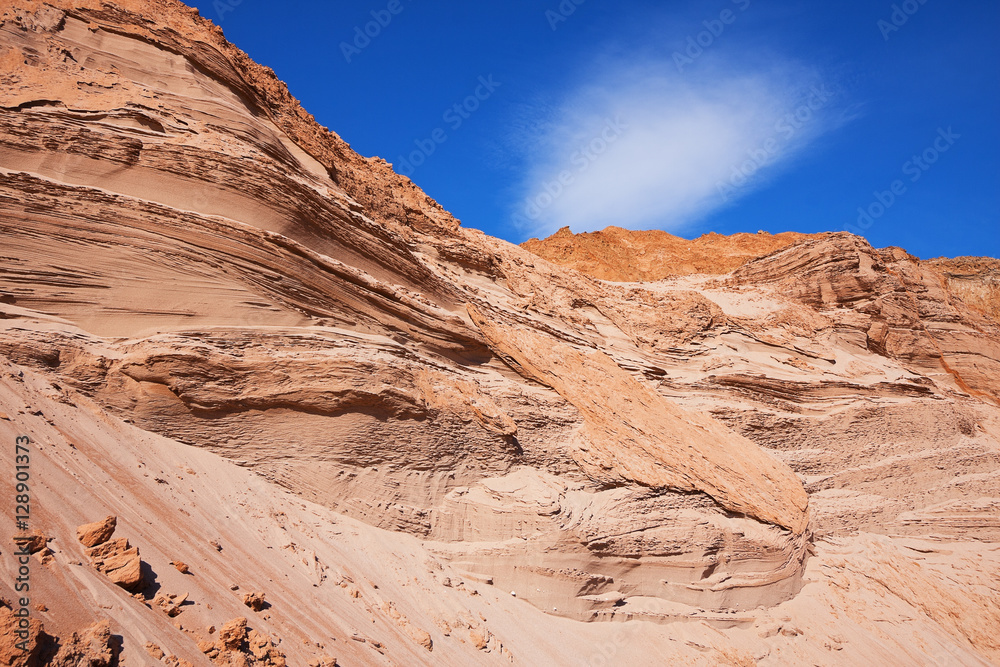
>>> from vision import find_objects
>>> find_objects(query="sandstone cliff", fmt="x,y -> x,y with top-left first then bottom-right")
521,226 -> 823,281
0,2 -> 998,666
527,227 -> 1000,330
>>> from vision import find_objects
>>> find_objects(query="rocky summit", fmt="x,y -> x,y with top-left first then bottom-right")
1,1 -> 999,666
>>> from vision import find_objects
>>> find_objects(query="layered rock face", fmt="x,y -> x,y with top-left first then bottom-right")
926,256 -> 1000,323
0,2 -> 998,666
521,225 -> 821,281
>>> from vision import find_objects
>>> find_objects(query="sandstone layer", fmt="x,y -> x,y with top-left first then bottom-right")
521,226 -> 823,282
527,227 -> 1000,329
926,256 -> 1000,323
0,1 -> 998,666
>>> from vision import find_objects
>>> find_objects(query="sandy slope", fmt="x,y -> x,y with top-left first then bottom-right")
2,350 -> 999,666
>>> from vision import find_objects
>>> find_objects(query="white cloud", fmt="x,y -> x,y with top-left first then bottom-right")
510,57 -> 847,239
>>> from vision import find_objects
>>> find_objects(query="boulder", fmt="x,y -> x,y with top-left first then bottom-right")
243,592 -> 267,612
87,538 -> 145,592
76,516 -> 117,548
13,530 -> 48,554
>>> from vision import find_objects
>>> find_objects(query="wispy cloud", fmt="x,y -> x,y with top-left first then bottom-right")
510,54 -> 852,239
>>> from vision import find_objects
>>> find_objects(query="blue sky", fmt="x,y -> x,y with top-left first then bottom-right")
188,0 -> 999,259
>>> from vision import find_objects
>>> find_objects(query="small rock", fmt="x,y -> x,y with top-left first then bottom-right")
243,591 -> 267,611
13,530 -> 47,554
153,592 -> 189,617
404,624 -> 433,652
77,516 -> 117,548
170,560 -> 190,574
780,624 -> 803,637
50,620 -> 119,665
470,628 -> 490,650
756,620 -> 782,638
308,658 -> 338,667
144,642 -> 165,660
218,618 -> 252,652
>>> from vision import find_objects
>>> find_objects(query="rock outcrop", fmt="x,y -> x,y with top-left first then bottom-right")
468,305 -> 809,532
46,621 -> 121,667
926,255 -> 1000,323
0,600 -> 51,667
727,235 -> 1000,404
1,601 -> 119,667
77,516 -> 117,548
522,225 -> 822,281
0,1 -> 998,665
201,617 -> 285,667
12,531 -> 48,555
87,538 -> 146,592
